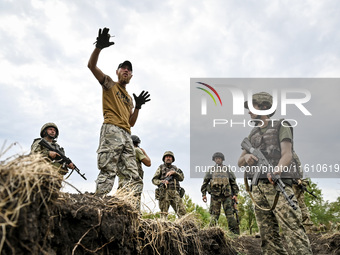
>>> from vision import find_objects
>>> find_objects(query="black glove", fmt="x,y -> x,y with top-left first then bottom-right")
95,27 -> 114,49
133,91 -> 151,109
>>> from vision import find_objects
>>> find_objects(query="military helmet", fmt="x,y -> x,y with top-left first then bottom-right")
162,151 -> 175,162
212,152 -> 225,161
131,135 -> 141,144
40,122 -> 59,138
244,92 -> 273,109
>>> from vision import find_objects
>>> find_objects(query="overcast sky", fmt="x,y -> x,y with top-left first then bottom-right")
1,0 -> 339,211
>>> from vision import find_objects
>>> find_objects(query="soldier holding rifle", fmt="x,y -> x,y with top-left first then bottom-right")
237,92 -> 312,255
152,151 -> 186,218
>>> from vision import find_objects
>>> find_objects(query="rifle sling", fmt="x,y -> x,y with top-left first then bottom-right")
244,172 -> 280,212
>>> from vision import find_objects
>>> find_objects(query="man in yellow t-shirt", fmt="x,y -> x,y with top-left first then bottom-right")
88,27 -> 150,208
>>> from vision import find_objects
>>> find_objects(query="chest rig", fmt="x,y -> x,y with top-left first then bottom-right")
210,165 -> 230,186
160,164 -> 180,189
249,119 -> 298,179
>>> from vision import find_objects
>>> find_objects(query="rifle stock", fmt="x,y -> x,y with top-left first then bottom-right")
38,139 -> 87,180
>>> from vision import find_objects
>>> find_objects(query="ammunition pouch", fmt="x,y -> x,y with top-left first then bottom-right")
155,188 -> 160,200
206,185 -> 211,194
179,187 -> 185,198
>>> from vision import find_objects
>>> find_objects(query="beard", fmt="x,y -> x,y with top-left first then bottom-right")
118,72 -> 132,85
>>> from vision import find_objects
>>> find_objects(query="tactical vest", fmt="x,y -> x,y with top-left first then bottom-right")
160,164 -> 181,190
32,138 -> 67,171
210,165 -> 230,186
248,119 -> 298,179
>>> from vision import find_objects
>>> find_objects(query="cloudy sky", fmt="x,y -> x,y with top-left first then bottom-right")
1,0 -> 339,211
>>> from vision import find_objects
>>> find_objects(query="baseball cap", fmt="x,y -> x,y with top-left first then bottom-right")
117,60 -> 132,72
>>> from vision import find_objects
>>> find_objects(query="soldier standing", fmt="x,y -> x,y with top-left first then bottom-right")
152,151 -> 186,218
31,123 -> 75,175
237,92 -> 312,254
201,152 -> 240,234
87,27 -> 150,206
130,135 -> 151,179
118,135 -> 151,192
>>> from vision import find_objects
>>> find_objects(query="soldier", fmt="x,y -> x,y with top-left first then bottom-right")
31,123 -> 75,175
201,152 -> 240,234
87,27 -> 150,205
130,135 -> 151,179
152,151 -> 186,218
118,135 -> 151,198
237,92 -> 312,254
292,178 -> 316,232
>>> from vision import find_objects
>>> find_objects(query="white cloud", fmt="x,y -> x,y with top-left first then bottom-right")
1,0 -> 340,210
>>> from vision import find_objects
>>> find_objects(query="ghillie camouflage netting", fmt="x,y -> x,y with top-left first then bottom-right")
0,153 -> 236,255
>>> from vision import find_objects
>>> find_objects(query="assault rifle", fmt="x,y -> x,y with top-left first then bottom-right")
293,179 -> 318,199
38,139 -> 87,180
241,137 -> 270,189
270,173 -> 297,210
241,137 -> 297,210
159,175 -> 173,189
232,197 -> 239,224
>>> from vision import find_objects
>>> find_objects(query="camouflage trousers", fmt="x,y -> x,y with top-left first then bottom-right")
253,181 -> 313,255
95,124 -> 143,206
292,184 -> 314,230
159,189 -> 186,218
209,195 -> 240,234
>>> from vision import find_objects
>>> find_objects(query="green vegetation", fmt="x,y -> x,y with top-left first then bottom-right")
145,180 -> 340,234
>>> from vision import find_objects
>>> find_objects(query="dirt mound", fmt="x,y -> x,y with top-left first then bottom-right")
235,232 -> 340,255
0,154 -> 237,255
1,154 -> 339,255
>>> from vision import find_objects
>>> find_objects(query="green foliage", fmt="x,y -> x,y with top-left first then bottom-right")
237,184 -> 258,234
145,180 -> 340,233
304,179 -> 340,227
183,194 -> 210,227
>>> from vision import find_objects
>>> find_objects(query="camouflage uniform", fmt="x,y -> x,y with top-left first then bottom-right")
96,124 -> 143,196
31,138 -> 68,175
201,164 -> 240,234
135,147 -> 146,179
30,123 -> 68,175
292,181 -> 315,231
241,92 -> 312,255
152,152 -> 186,218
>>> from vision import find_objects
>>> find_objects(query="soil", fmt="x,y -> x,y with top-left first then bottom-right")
236,233 -> 340,255
1,191 -> 339,255
1,156 -> 339,255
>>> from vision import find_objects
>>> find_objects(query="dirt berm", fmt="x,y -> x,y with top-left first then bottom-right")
1,154 -> 339,254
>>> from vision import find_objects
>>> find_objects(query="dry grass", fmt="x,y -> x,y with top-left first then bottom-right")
138,214 -> 198,255
0,146 -> 232,254
0,153 -> 63,252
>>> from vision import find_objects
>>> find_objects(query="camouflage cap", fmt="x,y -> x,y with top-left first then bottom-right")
244,92 -> 273,109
